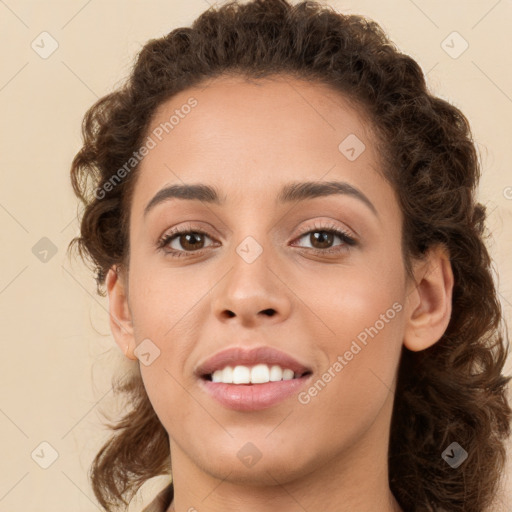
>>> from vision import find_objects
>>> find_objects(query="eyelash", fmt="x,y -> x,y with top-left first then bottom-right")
156,221 -> 357,258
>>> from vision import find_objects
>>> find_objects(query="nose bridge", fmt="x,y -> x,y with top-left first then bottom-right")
210,222 -> 292,325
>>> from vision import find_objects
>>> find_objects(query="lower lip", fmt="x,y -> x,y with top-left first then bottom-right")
199,375 -> 312,411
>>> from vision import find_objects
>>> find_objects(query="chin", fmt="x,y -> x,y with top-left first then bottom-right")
190,437 -> 318,486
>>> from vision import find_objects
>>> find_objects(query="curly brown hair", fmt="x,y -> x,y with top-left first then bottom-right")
67,0 -> 512,510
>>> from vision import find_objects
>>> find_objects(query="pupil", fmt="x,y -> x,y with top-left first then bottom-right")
312,231 -> 333,249
182,233 -> 203,250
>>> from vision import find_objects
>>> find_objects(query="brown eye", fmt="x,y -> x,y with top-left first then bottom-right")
294,226 -> 356,252
308,231 -> 335,249
158,229 -> 216,256
175,232 -> 206,251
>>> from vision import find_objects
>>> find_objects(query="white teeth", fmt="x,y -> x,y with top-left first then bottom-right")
212,366 -> 233,383
222,365 -> 233,383
210,364 -> 299,384
233,365 -> 250,384
269,365 -> 283,382
282,369 -> 295,380
251,364 -> 269,383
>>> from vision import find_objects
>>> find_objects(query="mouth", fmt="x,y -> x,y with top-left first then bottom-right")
195,345 -> 313,411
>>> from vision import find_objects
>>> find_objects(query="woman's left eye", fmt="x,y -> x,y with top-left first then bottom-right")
292,226 -> 357,253
157,223 -> 357,258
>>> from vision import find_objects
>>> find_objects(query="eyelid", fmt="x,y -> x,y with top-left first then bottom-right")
293,220 -> 357,241
158,221 -> 219,242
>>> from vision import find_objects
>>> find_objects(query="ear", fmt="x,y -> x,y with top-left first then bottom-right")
403,244 -> 454,352
105,265 -> 137,360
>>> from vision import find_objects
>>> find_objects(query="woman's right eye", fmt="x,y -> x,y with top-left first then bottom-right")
157,228 -> 217,257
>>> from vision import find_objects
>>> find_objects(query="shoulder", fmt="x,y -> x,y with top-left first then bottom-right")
141,481 -> 174,512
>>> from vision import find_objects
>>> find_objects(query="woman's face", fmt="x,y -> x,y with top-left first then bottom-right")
116,75 -> 415,485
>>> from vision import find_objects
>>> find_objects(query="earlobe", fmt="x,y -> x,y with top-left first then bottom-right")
106,265 -> 138,360
403,245 -> 454,352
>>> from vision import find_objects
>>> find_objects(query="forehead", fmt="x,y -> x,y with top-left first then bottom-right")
131,74 -> 391,215
147,74 -> 374,157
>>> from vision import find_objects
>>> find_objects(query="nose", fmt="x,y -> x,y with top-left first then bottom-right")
210,241 -> 292,328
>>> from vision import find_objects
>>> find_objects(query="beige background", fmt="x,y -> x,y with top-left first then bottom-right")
0,0 -> 511,510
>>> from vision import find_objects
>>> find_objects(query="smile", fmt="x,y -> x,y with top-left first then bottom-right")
205,363 -> 311,384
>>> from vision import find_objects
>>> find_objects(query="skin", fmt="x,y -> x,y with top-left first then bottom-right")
106,75 -> 453,512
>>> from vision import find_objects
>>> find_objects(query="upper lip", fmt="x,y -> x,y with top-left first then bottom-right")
195,346 -> 312,377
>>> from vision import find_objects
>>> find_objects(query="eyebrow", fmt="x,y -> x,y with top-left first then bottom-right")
143,180 -> 378,218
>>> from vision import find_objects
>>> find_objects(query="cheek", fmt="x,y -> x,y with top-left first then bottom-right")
294,246 -> 405,346
292,282 -> 405,446
318,298 -> 404,400
128,259 -> 206,341
293,250 -> 406,404
126,259 -> 230,403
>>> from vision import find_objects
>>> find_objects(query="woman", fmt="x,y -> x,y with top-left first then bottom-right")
68,0 -> 511,510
